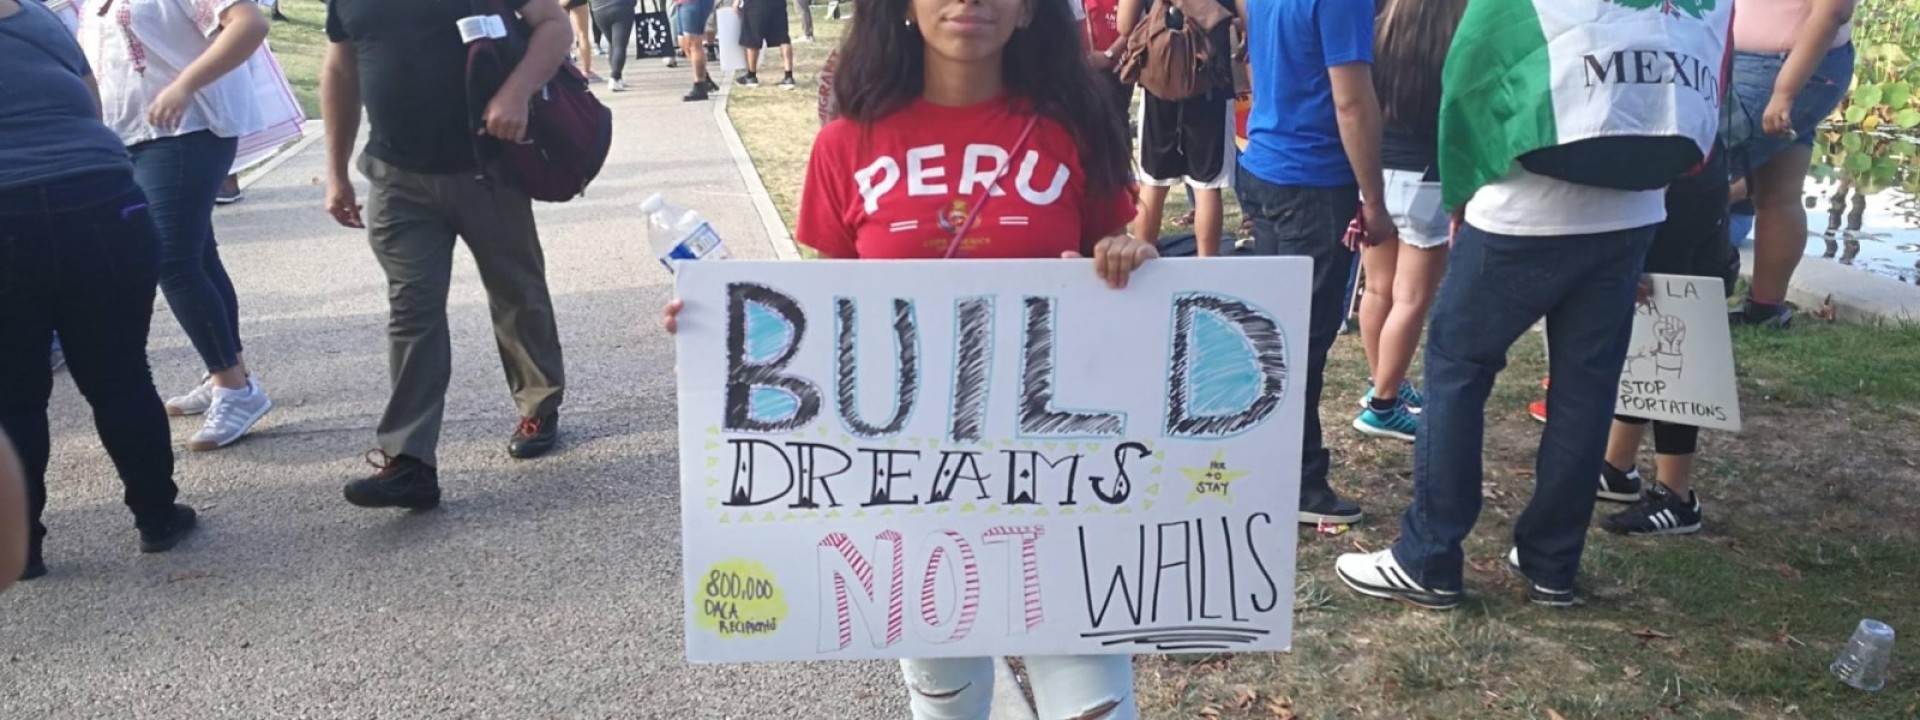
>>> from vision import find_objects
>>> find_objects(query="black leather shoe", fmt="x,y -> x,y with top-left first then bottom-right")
509,413 -> 560,460
137,504 -> 199,554
345,453 -> 441,511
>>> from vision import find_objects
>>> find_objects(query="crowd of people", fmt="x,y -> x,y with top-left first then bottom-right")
0,0 -> 1863,716
680,0 -> 1855,714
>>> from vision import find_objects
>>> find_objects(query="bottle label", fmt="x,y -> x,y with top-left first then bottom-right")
659,223 -> 725,271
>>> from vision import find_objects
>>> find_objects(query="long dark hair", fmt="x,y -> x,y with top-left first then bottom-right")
1374,0 -> 1467,138
833,0 -> 1133,199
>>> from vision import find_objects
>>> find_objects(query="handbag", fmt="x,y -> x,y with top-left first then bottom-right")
940,115 -> 1040,259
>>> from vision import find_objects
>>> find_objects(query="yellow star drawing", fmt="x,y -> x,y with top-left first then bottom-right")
1181,450 -> 1247,504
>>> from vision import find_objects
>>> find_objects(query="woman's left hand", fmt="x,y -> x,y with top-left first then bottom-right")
146,84 -> 194,131
1762,94 -> 1796,138
1066,234 -> 1158,290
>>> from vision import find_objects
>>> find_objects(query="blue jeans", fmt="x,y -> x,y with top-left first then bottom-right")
1392,222 -> 1655,591
0,170 -> 180,544
1236,167 -> 1360,510
674,0 -> 714,37
1731,43 -> 1854,174
130,131 -> 243,374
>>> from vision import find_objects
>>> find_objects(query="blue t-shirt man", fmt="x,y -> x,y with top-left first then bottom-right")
1239,0 -> 1376,187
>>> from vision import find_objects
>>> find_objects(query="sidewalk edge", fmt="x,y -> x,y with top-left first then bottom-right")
238,119 -> 326,191
714,91 -> 803,260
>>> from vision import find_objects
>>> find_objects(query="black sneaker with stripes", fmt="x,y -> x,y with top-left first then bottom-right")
1598,463 -> 1644,503
1602,482 -> 1702,536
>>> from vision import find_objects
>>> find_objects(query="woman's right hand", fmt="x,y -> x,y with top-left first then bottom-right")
1763,93 -> 1797,138
663,299 -> 684,334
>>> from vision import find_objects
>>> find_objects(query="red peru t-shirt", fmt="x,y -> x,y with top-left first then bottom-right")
796,97 -> 1135,260
1083,0 -> 1122,51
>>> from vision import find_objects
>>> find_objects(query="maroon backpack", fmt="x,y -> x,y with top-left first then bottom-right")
463,0 -> 613,202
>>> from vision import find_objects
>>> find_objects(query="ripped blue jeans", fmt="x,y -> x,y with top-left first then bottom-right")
900,655 -> 1137,720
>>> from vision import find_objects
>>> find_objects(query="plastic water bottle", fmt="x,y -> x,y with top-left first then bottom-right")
1830,618 -> 1895,692
642,193 -> 728,272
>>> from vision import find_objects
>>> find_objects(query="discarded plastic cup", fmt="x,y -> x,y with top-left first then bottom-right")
1830,618 -> 1895,692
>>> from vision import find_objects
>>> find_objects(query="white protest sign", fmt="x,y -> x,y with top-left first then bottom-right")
1615,273 -> 1741,432
675,259 -> 1309,663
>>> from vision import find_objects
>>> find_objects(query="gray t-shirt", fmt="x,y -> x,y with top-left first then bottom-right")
0,0 -> 132,191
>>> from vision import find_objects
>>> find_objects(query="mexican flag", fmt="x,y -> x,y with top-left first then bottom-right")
1438,0 -> 1734,210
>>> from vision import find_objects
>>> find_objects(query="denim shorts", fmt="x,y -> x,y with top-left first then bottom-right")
1382,169 -> 1450,249
1730,42 -> 1855,172
674,0 -> 714,36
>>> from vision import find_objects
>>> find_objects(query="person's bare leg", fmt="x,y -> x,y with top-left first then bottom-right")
1373,244 -> 1446,399
571,6 -> 595,76
0,434 -> 25,593
1605,420 -> 1645,472
746,47 -> 761,75
1134,185 -> 1171,247
1654,451 -> 1694,498
1356,241 -> 1398,387
1193,187 -> 1224,257
782,44 -> 794,74
691,36 -> 710,83
209,364 -> 248,390
1746,145 -> 1815,306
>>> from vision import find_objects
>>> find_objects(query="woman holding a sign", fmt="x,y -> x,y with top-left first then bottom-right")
1596,148 -> 1740,538
666,0 -> 1153,712
79,0 -> 275,451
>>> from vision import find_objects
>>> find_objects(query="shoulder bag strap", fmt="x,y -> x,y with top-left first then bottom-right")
942,114 -> 1041,259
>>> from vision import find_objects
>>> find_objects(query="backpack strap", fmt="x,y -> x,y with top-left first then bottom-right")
942,114 -> 1041,259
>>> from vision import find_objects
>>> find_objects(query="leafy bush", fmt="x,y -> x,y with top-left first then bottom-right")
1835,0 -> 1920,131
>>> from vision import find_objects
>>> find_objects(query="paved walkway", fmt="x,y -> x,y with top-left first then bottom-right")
0,63 -> 905,717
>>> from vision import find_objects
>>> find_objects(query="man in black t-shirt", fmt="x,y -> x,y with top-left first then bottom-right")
322,0 -> 574,511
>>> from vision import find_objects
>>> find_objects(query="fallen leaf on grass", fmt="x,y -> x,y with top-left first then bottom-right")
1197,706 -> 1222,719
1623,665 -> 1643,680
1547,710 -> 1568,720
1628,628 -> 1674,641
1265,696 -> 1296,719
1230,685 -> 1257,709
1774,563 -> 1803,579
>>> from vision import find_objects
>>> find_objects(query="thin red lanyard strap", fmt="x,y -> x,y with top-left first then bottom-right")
942,114 -> 1041,259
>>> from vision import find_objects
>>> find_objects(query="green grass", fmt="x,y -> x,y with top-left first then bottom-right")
726,23 -> 1920,720
1734,321 -> 1920,415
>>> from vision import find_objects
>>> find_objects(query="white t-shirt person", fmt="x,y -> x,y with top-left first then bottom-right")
1465,162 -> 1667,237
79,0 -> 263,146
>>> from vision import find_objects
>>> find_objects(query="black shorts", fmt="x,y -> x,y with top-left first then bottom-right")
1138,91 -> 1235,189
565,0 -> 589,10
739,0 -> 791,48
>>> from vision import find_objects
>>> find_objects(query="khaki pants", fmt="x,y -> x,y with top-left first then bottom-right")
359,154 -> 566,466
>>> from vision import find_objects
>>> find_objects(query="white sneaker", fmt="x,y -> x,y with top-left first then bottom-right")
1334,549 -> 1461,610
610,78 -> 627,92
187,381 -> 273,451
166,376 -> 217,417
